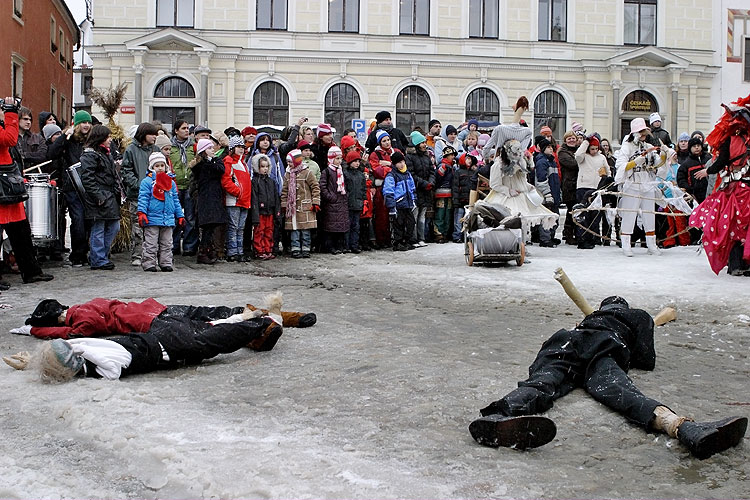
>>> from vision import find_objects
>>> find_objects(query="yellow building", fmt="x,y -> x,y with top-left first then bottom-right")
89,0 -> 718,143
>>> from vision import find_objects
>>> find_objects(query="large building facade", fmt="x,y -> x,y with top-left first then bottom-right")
2,0 -> 78,129
89,0 -> 719,144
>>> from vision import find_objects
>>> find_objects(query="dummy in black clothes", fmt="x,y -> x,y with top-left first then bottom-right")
469,296 -> 747,460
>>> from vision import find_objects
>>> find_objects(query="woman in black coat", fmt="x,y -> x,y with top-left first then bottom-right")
191,139 -> 228,264
319,147 -> 349,253
79,125 -> 123,270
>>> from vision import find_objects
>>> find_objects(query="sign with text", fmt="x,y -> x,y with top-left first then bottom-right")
352,119 -> 367,144
120,106 -> 136,114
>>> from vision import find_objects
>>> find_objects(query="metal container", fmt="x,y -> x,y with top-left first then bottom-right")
24,174 -> 58,241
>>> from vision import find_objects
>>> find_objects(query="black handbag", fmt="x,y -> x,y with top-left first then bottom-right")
0,162 -> 29,204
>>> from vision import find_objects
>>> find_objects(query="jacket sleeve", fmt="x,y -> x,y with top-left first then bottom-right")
535,157 -> 551,196
24,134 -> 48,165
172,183 -> 184,219
119,147 -> 139,197
30,326 -> 74,339
309,173 -> 321,206
676,164 -> 690,190
46,132 -> 66,160
451,171 -> 460,203
319,169 -> 334,204
80,152 -> 106,205
280,174 -> 288,208
382,174 -> 396,209
221,157 -> 241,197
707,139 -> 730,174
574,140 -> 589,164
137,177 -> 151,215
278,126 -> 300,160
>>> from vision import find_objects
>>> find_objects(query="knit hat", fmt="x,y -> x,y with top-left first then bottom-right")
327,145 -> 342,159
537,138 -> 552,152
571,121 -> 584,133
459,152 -> 478,167
289,149 -> 303,167
317,123 -> 333,137
445,125 -> 458,136
678,132 -> 690,142
228,135 -> 244,150
148,152 -> 167,170
241,126 -> 257,137
587,136 -> 600,148
375,129 -> 389,145
193,125 -> 212,136
42,124 -> 62,141
345,150 -> 361,164
73,110 -> 92,126
297,139 -> 312,150
428,119 -> 441,129
467,119 -> 479,129
196,138 -> 214,154
340,135 -> 357,150
155,134 -> 171,149
688,137 -> 704,150
630,118 -> 649,135
390,151 -> 405,165
410,130 -> 426,146
691,130 -> 705,140
375,110 -> 391,124
649,112 -> 662,125
540,125 -> 553,136
442,145 -> 458,158
478,133 -> 490,147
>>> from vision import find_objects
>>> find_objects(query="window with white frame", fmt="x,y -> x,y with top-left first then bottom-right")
469,0 -> 498,39
538,0 -> 567,41
534,90 -> 567,143
329,0 -> 359,33
50,17 -> 57,52
156,0 -> 195,28
257,0 -> 287,30
253,82 -> 289,125
396,85 -> 431,133
400,0 -> 429,36
11,57 -> 23,98
325,83 -> 360,136
466,88 -> 500,122
624,0 -> 656,45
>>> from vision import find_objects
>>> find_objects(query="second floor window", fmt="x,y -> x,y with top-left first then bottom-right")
538,0 -> 566,41
329,0 -> 359,33
257,0 -> 287,30
400,0 -> 429,36
624,0 -> 656,45
156,0 -> 195,27
469,0 -> 498,39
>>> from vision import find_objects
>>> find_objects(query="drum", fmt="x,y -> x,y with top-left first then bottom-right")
67,162 -> 87,201
24,174 -> 58,241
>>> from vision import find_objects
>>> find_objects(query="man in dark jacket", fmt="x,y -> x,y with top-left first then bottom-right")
557,132 -> 579,244
470,296 -> 748,460
365,110 -> 410,155
12,107 -> 47,169
405,131 -> 435,245
677,137 -> 711,204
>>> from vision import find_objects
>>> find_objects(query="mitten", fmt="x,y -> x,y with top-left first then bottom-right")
138,212 -> 149,227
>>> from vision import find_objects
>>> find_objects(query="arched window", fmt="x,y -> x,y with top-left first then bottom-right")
533,90 -> 566,143
465,88 -> 500,122
395,85 -> 430,133
324,83 -> 360,137
253,81 -> 289,126
154,77 -> 195,98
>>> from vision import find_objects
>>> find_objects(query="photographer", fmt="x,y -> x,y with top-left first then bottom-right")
0,97 -> 54,287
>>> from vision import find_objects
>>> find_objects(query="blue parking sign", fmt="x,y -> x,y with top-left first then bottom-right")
352,119 -> 367,145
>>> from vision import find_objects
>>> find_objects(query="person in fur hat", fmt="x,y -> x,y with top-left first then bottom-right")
281,149 -> 320,258
319,146 -> 350,253
470,296 -> 748,460
137,152 -> 184,272
251,154 -> 281,259
222,135 -> 252,262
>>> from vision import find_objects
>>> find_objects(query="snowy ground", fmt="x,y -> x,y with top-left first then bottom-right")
0,241 -> 748,499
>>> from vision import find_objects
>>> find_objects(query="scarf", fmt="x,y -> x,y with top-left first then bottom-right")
286,163 -> 306,219
329,163 -> 346,195
172,135 -> 189,165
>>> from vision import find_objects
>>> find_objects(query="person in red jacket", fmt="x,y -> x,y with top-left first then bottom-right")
0,96 -> 53,288
222,135 -> 252,262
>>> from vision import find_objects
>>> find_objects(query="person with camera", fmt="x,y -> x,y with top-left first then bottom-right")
0,97 -> 54,288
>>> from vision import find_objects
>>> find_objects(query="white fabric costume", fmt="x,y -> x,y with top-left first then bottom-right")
484,140 -> 558,231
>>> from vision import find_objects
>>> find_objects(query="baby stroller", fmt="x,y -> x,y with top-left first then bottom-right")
462,200 -> 525,267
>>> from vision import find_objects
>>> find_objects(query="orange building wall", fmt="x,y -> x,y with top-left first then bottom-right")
1,1 -> 77,131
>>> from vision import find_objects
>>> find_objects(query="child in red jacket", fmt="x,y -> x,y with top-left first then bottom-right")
221,136 -> 252,262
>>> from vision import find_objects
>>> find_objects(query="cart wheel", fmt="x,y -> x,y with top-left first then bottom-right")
465,240 -> 474,266
516,242 -> 525,267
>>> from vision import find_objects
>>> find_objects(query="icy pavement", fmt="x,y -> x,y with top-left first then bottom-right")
0,242 -> 748,499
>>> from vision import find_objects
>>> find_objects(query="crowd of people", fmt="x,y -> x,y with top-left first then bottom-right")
1,93 -> 749,282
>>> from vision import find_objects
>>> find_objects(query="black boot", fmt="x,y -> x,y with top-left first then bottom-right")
469,414 -> 556,450
677,417 -> 748,459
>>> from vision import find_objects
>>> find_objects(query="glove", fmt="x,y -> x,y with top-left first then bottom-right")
634,155 -> 646,167
137,212 -> 149,227
3,351 -> 31,371
9,325 -> 32,336
177,217 -> 185,227
311,204 -> 321,212
544,193 -> 554,204
424,183 -> 433,191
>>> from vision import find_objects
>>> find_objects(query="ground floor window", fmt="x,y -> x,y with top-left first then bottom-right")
396,85 -> 430,134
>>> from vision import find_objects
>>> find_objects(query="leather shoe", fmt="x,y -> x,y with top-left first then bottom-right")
23,273 -> 55,283
469,414 -> 557,450
91,263 -> 115,270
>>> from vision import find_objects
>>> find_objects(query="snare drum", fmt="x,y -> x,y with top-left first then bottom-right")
24,173 -> 58,241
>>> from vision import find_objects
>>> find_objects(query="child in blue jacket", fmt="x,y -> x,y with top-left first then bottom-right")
137,152 -> 185,272
383,151 -> 417,251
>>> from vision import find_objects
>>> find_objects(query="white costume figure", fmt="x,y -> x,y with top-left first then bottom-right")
484,140 -> 558,234
482,97 -> 533,162
614,118 -> 673,257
